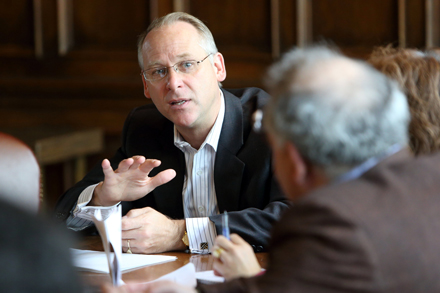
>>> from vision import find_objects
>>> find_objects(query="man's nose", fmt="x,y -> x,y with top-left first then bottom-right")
166,66 -> 184,90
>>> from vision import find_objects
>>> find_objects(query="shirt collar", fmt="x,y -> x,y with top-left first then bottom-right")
333,144 -> 402,185
174,90 -> 225,152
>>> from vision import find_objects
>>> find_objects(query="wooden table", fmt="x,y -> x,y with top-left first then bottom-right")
75,236 -> 268,290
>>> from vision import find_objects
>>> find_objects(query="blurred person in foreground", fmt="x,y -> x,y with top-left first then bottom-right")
0,198 -> 83,293
55,12 -> 288,254
368,46 -> 440,155
105,46 -> 440,292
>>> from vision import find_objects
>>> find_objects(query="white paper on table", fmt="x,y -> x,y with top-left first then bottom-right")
150,263 -> 197,288
92,205 -> 124,286
195,269 -> 265,284
195,270 -> 225,283
71,249 -> 177,273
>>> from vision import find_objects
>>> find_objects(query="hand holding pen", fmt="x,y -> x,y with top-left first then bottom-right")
222,210 -> 230,240
211,212 -> 262,280
213,211 -> 230,257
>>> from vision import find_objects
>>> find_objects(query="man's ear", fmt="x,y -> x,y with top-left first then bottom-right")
286,142 -> 328,193
141,73 -> 151,99
213,52 -> 226,82
285,142 -> 308,186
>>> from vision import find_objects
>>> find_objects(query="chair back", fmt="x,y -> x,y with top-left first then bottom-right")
0,132 -> 40,214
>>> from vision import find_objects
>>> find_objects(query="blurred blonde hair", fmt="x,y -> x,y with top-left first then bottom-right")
368,46 -> 440,155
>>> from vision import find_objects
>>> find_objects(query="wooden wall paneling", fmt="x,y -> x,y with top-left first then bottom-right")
426,0 -> 433,47
33,0 -> 44,58
31,0 -> 59,59
1,0 -> 157,148
57,0 -> 74,56
33,0 -> 156,95
271,0 -> 281,59
279,0 -> 297,54
156,0 -> 174,18
0,0 -> 57,74
0,94 -> 141,134
173,0 -> 190,12
433,0 -> 440,47
150,0 -> 159,21
398,0 -> 407,47
426,0 -> 440,48
190,0 -> 272,58
311,0 -> 399,58
297,0 -> 313,48
399,0 -> 425,48
70,0 -> 151,56
38,0 -> 59,58
189,0 -> 273,88
405,0 -> 425,48
0,0 -> 35,57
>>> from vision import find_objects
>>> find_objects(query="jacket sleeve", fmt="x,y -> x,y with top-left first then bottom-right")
200,204 -> 374,293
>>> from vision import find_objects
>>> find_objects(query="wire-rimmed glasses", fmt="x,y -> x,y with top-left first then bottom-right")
141,53 -> 213,82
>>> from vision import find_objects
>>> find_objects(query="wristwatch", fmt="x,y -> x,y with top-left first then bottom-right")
182,231 -> 189,247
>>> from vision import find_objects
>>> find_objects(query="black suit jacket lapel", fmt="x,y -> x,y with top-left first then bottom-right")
215,90 -> 245,213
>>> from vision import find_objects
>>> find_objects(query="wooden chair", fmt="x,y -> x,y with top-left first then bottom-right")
0,132 -> 40,214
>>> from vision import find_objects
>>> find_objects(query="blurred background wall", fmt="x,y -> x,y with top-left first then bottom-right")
1,0 -> 439,211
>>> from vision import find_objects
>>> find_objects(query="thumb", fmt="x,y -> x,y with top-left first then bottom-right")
101,159 -> 114,177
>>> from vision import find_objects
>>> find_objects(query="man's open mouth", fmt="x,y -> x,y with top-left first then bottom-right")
171,100 -> 186,106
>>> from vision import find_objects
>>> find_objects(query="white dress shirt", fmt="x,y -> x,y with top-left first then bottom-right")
68,91 -> 225,254
174,91 -> 225,253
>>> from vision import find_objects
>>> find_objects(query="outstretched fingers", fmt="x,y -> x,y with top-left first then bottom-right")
117,156 -> 146,173
128,156 -> 146,170
138,159 -> 176,189
149,169 -> 176,189
138,159 -> 162,174
101,159 -> 114,177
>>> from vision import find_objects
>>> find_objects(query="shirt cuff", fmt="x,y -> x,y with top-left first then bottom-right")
66,184 -> 120,231
186,217 -> 217,254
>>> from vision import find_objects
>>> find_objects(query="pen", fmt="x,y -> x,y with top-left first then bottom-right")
222,210 -> 230,240
213,211 -> 230,258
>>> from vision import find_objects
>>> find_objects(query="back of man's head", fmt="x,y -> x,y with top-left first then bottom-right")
264,46 -> 410,178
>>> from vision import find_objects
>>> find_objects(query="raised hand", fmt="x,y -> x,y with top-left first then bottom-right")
91,156 -> 176,206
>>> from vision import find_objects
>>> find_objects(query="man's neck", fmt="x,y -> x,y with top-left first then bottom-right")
177,127 -> 210,150
176,90 -> 224,150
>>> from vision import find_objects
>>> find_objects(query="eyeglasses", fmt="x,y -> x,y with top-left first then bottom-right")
142,53 -> 212,82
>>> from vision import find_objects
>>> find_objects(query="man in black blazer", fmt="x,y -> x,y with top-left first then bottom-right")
55,12 -> 288,254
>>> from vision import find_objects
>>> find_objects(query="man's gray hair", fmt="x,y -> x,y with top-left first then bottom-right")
137,12 -> 218,69
264,46 -> 410,177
